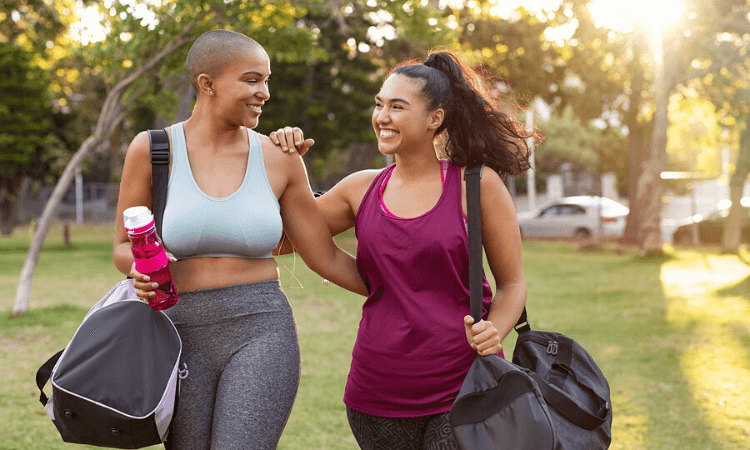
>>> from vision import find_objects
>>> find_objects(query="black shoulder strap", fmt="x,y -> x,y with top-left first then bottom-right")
147,129 -> 170,237
464,164 -> 530,332
465,165 -> 485,324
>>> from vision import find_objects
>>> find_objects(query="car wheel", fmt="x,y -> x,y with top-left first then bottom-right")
573,228 -> 591,240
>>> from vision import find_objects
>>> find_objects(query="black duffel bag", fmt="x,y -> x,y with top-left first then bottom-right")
449,165 -> 612,449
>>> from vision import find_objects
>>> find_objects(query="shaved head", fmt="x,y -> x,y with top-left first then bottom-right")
185,30 -> 264,90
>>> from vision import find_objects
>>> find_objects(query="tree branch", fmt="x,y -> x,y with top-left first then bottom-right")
95,18 -> 203,136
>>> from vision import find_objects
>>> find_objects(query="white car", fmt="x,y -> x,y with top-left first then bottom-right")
517,196 -> 630,239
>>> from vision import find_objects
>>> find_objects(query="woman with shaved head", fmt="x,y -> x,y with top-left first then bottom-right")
113,29 -> 367,449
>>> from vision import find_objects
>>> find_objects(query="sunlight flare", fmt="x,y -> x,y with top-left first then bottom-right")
588,0 -> 685,33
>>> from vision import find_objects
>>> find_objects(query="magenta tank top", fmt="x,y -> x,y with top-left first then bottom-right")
345,161 -> 494,417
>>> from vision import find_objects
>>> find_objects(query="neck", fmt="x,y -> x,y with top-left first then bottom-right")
392,143 -> 441,182
183,100 -> 245,153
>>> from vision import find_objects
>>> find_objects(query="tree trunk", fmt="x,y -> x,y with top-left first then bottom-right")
12,137 -> 99,315
722,115 -> 750,253
636,33 -> 677,256
621,38 -> 648,245
0,176 -> 31,236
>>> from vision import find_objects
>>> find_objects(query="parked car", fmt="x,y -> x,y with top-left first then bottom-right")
517,196 -> 629,240
671,199 -> 750,245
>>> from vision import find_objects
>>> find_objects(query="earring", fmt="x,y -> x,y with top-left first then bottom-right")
209,90 -> 213,94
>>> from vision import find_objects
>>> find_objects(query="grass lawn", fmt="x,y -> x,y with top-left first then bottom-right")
1,224 -> 749,449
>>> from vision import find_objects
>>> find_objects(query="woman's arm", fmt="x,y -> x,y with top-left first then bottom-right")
112,131 -> 168,301
274,166 -> 378,255
464,168 -> 527,356
277,151 -> 369,296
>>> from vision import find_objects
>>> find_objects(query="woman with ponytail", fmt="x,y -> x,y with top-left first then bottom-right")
273,50 -> 535,449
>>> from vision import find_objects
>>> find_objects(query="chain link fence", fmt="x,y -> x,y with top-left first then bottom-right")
18,182 -> 121,225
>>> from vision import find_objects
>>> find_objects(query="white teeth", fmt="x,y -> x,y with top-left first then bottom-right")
248,105 -> 262,112
380,130 -> 398,138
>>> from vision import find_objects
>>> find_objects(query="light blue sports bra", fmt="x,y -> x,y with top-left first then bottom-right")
161,123 -> 283,259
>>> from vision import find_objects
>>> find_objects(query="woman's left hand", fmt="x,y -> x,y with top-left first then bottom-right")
270,126 -> 315,155
464,316 -> 503,356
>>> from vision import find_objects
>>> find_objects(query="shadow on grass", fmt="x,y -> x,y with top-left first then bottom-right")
1,304 -> 88,337
572,250 -> 726,448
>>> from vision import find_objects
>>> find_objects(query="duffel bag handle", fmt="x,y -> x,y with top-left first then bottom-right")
36,349 -> 64,407
528,369 -> 610,430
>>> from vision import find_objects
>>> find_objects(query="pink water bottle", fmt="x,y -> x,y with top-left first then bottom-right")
123,206 -> 179,310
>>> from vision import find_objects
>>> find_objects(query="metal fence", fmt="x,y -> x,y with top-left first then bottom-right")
18,182 -> 121,225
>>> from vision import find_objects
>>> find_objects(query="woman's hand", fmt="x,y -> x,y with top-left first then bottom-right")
464,316 -> 503,356
129,253 -> 177,303
270,126 -> 314,155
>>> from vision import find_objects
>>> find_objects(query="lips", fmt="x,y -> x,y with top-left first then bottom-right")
248,104 -> 262,113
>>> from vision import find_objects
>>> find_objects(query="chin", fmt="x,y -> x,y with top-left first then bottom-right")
244,118 -> 259,129
377,141 -> 400,155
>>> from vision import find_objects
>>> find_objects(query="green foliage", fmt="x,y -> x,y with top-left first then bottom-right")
535,105 -> 628,180
666,93 -> 725,173
535,105 -> 601,172
0,0 -> 75,50
0,42 -> 65,196
455,4 -> 565,106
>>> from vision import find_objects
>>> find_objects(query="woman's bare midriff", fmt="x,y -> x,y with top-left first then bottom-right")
170,257 -> 280,292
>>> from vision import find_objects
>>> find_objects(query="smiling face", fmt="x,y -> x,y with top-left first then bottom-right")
209,47 -> 271,130
372,74 -> 444,156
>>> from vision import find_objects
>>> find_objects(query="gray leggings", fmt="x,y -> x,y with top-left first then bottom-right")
163,280 -> 300,450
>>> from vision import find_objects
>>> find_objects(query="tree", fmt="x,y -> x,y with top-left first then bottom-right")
726,118 -> 750,253
632,0 -> 750,254
534,105 -> 626,175
0,0 -> 85,235
0,43 -> 67,235
533,0 -> 750,253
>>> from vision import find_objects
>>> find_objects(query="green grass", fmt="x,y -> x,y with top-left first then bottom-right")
1,225 -> 749,449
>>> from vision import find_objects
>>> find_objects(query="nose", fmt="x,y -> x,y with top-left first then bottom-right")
374,106 -> 390,124
258,82 -> 270,101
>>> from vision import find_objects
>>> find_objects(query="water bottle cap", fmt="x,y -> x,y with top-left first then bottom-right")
123,206 -> 154,231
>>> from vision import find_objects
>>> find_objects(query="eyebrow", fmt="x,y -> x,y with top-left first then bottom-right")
242,71 -> 270,77
375,95 -> 410,105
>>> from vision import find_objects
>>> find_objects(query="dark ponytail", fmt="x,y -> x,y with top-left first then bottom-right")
391,50 -> 536,178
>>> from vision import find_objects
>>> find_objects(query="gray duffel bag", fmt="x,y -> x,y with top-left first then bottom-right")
36,279 -> 187,448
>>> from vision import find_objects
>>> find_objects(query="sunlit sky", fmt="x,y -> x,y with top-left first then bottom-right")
71,0 -> 683,46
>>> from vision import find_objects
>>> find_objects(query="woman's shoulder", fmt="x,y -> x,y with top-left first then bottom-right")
337,169 -> 383,191
124,131 -> 153,164
256,131 -> 298,163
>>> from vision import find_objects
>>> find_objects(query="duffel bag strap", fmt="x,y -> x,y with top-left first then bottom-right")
36,349 -> 64,407
466,165 -> 531,334
465,164 -> 485,324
